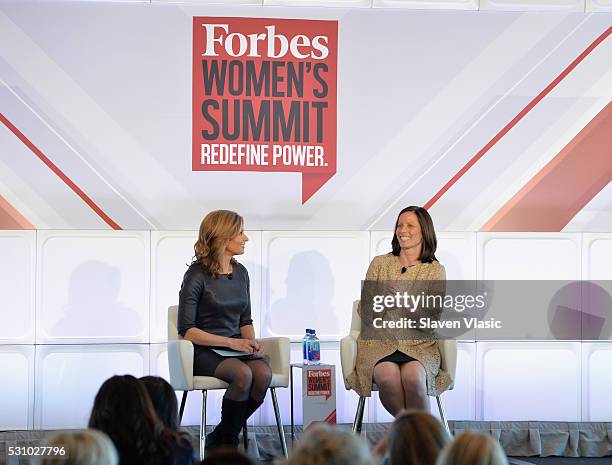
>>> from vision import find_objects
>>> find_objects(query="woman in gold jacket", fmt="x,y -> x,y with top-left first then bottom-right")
348,206 -> 451,414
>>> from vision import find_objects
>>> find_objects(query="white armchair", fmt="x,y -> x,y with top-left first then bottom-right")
340,300 -> 457,433
167,305 -> 290,458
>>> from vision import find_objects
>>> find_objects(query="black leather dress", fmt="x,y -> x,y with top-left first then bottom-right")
177,261 -> 253,376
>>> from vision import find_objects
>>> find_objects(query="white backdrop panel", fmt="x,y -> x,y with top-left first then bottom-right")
437,233 -> 477,281
476,342 -> 581,421
0,231 -> 35,343
477,233 -> 582,280
582,343 -> 612,421
262,232 -> 370,341
149,342 -> 223,426
582,234 -> 612,341
34,344 -> 149,429
36,231 -> 150,343
443,342 -> 476,421
583,234 -> 612,279
151,232 -> 197,343
150,231 -> 262,342
0,345 -> 34,429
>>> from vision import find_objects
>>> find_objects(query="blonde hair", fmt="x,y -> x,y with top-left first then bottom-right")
40,429 -> 118,465
436,432 -> 508,465
286,424 -> 372,465
194,210 -> 243,277
389,410 -> 450,465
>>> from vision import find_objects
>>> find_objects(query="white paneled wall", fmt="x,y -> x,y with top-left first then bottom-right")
0,345 -> 34,429
0,231 -> 36,344
262,231 -> 369,341
581,234 -> 612,342
34,344 -> 149,429
1,230 -> 611,428
476,342 -> 582,421
443,342 -> 477,421
582,343 -> 612,421
36,231 -> 150,344
477,233 -> 581,280
151,232 -> 198,343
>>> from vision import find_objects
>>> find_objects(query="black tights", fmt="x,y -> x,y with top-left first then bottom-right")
213,358 -> 272,401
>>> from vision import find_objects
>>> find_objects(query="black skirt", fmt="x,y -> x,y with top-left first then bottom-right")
193,346 -> 227,376
375,350 -> 417,365
193,346 -> 268,376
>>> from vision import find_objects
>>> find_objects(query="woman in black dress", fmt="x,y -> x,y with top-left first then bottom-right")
178,210 -> 271,449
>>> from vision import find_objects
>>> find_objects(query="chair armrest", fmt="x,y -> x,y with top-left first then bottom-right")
167,339 -> 194,391
438,339 -> 457,390
340,335 -> 357,390
258,337 -> 290,386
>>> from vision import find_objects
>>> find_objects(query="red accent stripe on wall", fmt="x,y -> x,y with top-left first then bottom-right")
424,26 -> 612,211
0,113 -> 122,230
0,195 -> 34,229
481,101 -> 612,232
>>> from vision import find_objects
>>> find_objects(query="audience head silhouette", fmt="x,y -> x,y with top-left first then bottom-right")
140,375 -> 179,431
436,432 -> 509,465
389,410 -> 451,465
41,429 -> 118,465
88,375 -> 193,465
286,424 -> 372,465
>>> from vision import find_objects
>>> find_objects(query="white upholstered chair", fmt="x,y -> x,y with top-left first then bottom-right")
167,305 -> 290,458
340,300 -> 457,433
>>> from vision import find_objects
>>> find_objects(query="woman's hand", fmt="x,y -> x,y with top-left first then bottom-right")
227,337 -> 259,353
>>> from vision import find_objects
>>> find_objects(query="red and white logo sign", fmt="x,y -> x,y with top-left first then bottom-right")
306,368 -> 333,400
192,17 -> 338,203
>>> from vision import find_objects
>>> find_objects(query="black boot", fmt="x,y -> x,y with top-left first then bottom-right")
205,426 -> 221,452
244,397 -> 264,422
207,397 -> 248,450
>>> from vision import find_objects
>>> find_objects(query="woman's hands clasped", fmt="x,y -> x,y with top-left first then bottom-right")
227,337 -> 260,354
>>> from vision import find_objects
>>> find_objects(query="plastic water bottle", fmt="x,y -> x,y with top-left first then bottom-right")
308,330 -> 321,365
303,329 -> 313,365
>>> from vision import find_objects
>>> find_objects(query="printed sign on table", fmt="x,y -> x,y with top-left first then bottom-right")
303,364 -> 336,428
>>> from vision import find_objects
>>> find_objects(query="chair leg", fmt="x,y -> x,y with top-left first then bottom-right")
179,391 -> 188,424
436,395 -> 450,434
352,396 -> 366,434
200,390 -> 207,461
243,422 -> 248,451
271,388 -> 288,458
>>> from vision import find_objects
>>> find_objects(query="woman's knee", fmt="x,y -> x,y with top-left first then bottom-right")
251,361 -> 272,386
231,364 -> 253,392
373,364 -> 401,391
400,363 -> 427,395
